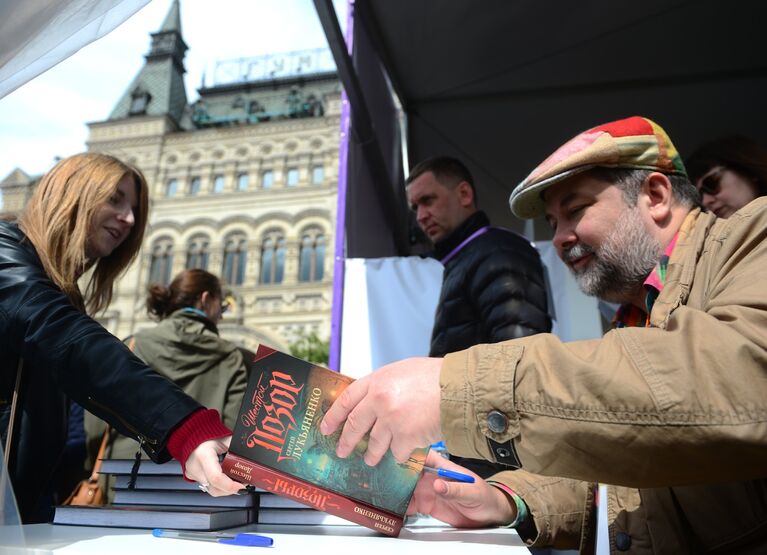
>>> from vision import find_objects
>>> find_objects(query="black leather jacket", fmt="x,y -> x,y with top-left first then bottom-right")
430,211 -> 551,357
0,222 -> 201,522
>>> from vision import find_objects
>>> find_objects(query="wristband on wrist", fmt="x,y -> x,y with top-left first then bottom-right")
486,480 -> 528,528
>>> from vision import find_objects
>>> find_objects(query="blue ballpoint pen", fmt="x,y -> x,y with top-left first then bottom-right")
152,528 -> 274,547
422,465 -> 475,483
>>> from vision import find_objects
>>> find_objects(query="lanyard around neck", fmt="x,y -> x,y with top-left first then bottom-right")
439,226 -> 490,265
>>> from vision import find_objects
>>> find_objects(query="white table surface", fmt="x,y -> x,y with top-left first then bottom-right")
3,520 -> 531,554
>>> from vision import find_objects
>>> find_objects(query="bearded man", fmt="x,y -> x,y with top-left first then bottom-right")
320,116 -> 767,553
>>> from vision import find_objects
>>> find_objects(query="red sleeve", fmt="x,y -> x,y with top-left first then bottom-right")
166,408 -> 232,479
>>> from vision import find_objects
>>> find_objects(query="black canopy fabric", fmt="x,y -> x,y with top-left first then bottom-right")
328,0 -> 767,256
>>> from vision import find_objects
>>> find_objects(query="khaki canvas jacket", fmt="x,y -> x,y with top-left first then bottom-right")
440,199 -> 767,553
127,309 -> 249,432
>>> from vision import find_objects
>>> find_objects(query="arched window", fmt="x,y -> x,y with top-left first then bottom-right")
286,168 -> 299,186
260,230 -> 286,284
148,237 -> 174,285
237,173 -> 249,191
261,170 -> 273,189
189,177 -> 201,195
222,232 -> 247,285
165,179 -> 178,197
298,228 -> 325,282
213,175 -> 225,193
311,165 -> 324,185
129,86 -> 151,115
185,234 -> 210,270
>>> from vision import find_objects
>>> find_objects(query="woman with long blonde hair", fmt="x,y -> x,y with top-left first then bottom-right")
18,152 -> 150,313
1,153 -> 240,523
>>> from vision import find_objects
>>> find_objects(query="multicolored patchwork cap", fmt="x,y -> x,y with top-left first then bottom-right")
509,116 -> 688,219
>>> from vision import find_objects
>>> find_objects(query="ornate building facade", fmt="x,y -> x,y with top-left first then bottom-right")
2,1 -> 340,353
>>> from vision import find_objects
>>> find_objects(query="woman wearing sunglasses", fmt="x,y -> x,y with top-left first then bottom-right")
84,268 -> 250,500
686,135 -> 767,219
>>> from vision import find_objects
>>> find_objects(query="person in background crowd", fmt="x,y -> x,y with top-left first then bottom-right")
686,134 -> 767,218
323,117 -> 767,552
0,153 -> 240,523
84,268 -> 250,500
406,156 -> 550,478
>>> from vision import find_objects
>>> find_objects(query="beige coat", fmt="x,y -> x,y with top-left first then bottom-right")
440,198 -> 767,553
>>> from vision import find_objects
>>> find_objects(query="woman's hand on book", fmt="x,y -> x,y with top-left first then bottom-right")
407,451 -> 517,528
319,357 -> 442,466
185,436 -> 243,496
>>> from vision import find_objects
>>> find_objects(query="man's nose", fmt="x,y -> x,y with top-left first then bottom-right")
416,206 -> 429,223
553,226 -> 576,258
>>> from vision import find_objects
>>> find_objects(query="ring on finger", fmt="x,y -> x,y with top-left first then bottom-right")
198,483 -> 210,493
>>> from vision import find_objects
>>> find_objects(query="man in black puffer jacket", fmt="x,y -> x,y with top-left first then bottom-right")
406,156 -> 551,477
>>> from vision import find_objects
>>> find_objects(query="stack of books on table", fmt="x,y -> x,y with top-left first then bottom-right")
53,458 -> 255,531
53,458 -> 355,530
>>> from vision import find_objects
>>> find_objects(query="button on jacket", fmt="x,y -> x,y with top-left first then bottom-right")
430,210 -> 551,477
0,222 -> 201,522
440,199 -> 767,553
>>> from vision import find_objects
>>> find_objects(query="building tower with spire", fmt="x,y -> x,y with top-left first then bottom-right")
86,0 -> 341,354
110,0 -> 188,127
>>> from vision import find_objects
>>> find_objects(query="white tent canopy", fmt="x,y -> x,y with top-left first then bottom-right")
326,0 -> 767,254
0,0 -> 149,99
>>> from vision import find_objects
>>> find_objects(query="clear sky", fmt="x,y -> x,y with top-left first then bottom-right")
0,0 -> 346,181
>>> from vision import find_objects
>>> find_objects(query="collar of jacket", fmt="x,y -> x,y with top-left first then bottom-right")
433,210 -> 491,261
173,308 -> 220,335
0,221 -> 41,266
649,207 -> 712,329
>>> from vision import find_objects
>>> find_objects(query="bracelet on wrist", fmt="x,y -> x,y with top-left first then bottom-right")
486,480 -> 528,529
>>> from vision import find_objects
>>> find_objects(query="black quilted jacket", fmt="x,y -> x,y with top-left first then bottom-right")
429,211 -> 551,357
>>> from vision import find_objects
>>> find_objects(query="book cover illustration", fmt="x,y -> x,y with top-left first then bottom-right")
225,346 -> 427,535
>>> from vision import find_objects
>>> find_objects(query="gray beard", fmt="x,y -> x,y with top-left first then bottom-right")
564,207 -> 661,303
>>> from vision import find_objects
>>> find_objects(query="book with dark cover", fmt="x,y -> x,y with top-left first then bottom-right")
112,474 -> 198,491
222,346 -> 428,537
257,493 -> 311,509
53,504 -> 251,530
99,459 -> 182,475
111,474 -> 268,493
112,488 -> 257,508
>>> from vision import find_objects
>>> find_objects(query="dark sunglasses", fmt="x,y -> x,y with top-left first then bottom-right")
697,167 -> 724,196
220,293 -> 235,314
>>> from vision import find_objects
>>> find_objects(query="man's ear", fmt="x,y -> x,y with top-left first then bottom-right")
457,181 -> 475,208
198,290 -> 210,308
642,172 -> 673,224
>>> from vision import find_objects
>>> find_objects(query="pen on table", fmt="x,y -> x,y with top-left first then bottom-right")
152,529 -> 273,547
422,465 -> 475,483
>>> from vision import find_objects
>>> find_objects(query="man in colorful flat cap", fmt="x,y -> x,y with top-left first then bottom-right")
320,116 -> 767,552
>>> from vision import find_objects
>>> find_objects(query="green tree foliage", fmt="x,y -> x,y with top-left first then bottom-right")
289,331 -> 330,365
